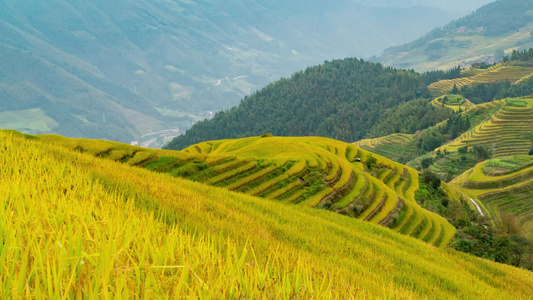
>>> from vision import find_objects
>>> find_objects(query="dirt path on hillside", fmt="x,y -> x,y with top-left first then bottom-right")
469,198 -> 485,217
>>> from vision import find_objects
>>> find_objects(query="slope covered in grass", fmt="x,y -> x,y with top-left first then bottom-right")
355,133 -> 418,164
2,131 -> 533,298
354,95 -> 524,179
431,94 -> 474,112
452,155 -> 533,240
184,136 -> 458,247
428,64 -> 533,96
437,97 -> 533,157
40,133 -> 456,247
374,0 -> 533,71
354,98 -> 485,165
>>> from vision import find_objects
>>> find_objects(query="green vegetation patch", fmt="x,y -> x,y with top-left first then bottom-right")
451,155 -> 533,269
482,155 -> 533,175
0,108 -> 59,134
507,98 -> 528,107
440,94 -> 466,106
410,149 -> 481,182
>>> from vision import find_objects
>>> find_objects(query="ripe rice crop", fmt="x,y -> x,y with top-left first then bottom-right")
3,131 -> 533,298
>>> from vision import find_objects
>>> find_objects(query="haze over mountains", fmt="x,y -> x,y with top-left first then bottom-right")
374,0 -> 533,71
0,0 -> 490,146
169,0 -> 533,150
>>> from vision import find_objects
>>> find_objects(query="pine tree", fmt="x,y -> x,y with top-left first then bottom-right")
451,83 -> 459,94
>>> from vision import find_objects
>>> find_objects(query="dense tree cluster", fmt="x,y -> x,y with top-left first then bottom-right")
443,112 -> 471,140
469,62 -> 493,70
414,111 -> 471,153
415,129 -> 443,153
420,66 -> 462,86
506,48 -> 533,62
473,145 -> 490,161
454,212 -> 533,270
459,76 -> 533,103
165,58 -> 430,150
366,98 -> 452,139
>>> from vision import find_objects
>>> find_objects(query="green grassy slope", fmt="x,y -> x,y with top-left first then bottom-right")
355,133 -> 418,164
451,156 -> 533,240
428,64 -> 533,96
353,100 -> 512,190
437,97 -> 533,157
3,130 -> 533,298
374,0 -> 533,71
353,93 -> 531,173
354,98 -> 485,166
39,133 -> 456,247
431,94 -> 475,112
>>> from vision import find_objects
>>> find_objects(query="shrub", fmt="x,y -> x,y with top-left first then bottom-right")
421,170 -> 441,189
365,154 -> 377,170
473,145 -> 489,161
421,157 -> 434,169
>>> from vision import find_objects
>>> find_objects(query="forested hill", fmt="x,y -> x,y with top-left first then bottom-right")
164,58 -> 430,150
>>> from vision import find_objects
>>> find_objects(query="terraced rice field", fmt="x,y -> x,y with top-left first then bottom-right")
438,98 -> 533,157
452,156 -> 533,239
354,133 -> 417,164
428,64 -> 533,96
431,95 -> 474,112
429,77 -> 474,97
356,99 -> 503,164
38,134 -> 455,247
4,131 -> 533,299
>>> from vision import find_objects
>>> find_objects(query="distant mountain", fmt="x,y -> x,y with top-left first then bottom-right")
164,58 -> 431,150
0,0 -> 465,145
362,0 -> 494,17
373,0 -> 533,71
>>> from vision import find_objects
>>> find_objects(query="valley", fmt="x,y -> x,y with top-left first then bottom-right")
0,0 -> 457,145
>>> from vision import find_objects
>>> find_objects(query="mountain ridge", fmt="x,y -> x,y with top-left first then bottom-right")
0,0 -> 459,146
373,0 -> 533,71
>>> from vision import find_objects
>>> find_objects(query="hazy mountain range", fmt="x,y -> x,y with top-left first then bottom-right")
0,0 -> 489,145
374,0 -> 533,71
